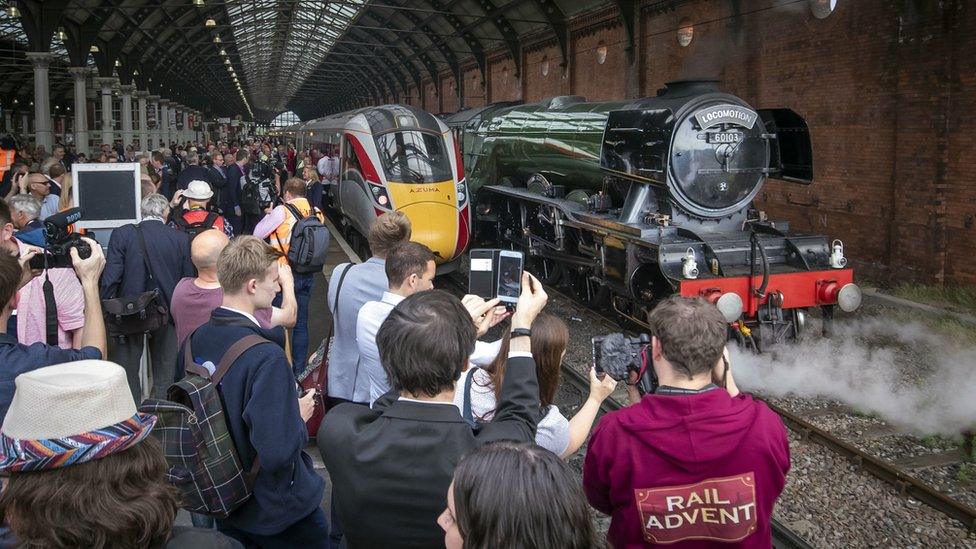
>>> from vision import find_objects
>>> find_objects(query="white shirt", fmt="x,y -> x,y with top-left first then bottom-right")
357,289 -> 505,406
219,306 -> 260,327
327,156 -> 340,180
453,367 -> 570,455
357,291 -> 405,406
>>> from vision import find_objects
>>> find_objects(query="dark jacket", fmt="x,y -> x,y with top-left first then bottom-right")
176,165 -> 212,194
207,166 -> 233,213
583,390 -> 790,548
178,308 -> 325,536
100,219 -> 194,307
223,163 -> 245,215
319,353 -> 541,549
160,163 -> 178,200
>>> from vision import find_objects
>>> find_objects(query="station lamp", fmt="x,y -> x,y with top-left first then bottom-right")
56,27 -> 67,41
90,45 -> 100,53
214,35 -> 221,43
205,18 -> 216,28
193,0 -> 205,5
6,2 -> 19,18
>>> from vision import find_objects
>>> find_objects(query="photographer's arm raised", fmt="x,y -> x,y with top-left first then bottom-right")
71,239 -> 107,358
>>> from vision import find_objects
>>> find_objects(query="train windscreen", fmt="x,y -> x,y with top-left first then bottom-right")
374,131 -> 453,184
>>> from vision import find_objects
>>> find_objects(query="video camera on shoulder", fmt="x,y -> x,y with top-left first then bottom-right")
592,332 -> 658,395
468,249 -> 524,310
28,207 -> 92,270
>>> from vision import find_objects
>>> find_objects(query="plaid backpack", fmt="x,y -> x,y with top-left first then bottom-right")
138,334 -> 266,518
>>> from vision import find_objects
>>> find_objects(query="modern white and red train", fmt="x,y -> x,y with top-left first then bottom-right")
289,105 -> 470,271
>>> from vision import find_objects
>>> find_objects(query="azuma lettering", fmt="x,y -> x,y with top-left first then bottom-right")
634,473 -> 758,544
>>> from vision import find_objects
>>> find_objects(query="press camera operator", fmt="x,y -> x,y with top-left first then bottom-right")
582,296 -> 790,548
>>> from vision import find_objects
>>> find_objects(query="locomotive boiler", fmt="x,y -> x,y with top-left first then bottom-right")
453,80 -> 861,347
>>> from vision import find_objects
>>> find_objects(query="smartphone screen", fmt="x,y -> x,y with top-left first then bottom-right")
495,251 -> 523,304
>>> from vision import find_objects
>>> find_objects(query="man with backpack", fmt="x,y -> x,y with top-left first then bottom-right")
172,236 -> 325,547
254,177 -> 328,377
169,180 -> 233,238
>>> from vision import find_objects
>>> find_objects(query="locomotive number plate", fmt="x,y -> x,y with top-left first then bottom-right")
706,132 -> 743,144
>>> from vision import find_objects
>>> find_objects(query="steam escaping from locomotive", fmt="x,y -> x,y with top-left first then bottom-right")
732,318 -> 976,435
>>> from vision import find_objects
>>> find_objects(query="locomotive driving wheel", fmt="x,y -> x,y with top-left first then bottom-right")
526,254 -> 563,286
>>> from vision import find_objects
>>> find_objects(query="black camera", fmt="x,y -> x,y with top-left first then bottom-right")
592,332 -> 657,395
28,208 -> 92,270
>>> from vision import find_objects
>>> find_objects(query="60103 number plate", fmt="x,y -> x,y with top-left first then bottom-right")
706,131 -> 743,144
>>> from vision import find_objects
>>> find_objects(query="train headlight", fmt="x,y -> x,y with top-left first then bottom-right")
368,183 -> 391,209
456,182 -> 468,206
702,290 -> 743,322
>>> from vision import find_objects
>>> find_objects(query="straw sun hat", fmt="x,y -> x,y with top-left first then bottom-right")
0,361 -> 157,472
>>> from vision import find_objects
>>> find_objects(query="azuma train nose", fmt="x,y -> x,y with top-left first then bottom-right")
397,202 -> 460,264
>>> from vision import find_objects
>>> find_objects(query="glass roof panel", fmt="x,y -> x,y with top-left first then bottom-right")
0,10 -> 69,59
226,0 -> 366,115
270,110 -> 300,127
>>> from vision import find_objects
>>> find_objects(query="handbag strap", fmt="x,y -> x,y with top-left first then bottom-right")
134,223 -> 161,292
316,263 -> 354,385
462,367 -> 478,426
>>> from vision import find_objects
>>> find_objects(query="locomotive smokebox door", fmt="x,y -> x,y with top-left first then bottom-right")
758,108 -> 814,184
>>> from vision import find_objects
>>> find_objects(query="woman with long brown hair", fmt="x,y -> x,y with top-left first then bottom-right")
454,313 -> 616,458
438,442 -> 603,549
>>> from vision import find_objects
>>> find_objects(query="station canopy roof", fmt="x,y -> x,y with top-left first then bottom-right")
0,0 -> 618,123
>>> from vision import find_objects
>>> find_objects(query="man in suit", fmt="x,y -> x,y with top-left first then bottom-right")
224,150 -> 247,235
100,193 -> 194,400
175,151 -> 210,195
319,274 -> 548,549
207,151 -> 230,213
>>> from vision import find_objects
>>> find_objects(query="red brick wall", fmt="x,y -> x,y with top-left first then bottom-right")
487,56 -> 520,103
572,23 -> 628,101
462,66 -> 486,109
440,76 -> 460,113
364,0 -> 974,285
525,43 -> 570,99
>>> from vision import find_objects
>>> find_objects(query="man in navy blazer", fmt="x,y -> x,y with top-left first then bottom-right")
101,193 -> 194,401
174,151 -> 211,195
224,150 -> 248,235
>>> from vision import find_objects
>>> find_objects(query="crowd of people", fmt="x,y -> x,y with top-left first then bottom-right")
0,133 -> 790,548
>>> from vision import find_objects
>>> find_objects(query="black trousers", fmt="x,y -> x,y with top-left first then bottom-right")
219,508 -> 329,549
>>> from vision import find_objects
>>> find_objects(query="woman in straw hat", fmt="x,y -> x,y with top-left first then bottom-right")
0,361 -> 241,548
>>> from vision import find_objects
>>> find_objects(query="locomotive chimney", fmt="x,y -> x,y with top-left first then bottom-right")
657,79 -> 721,98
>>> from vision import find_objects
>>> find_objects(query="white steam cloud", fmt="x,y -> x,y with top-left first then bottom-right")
731,317 -> 976,435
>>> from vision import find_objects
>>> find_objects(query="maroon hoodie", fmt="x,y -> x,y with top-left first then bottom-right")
583,390 -> 789,548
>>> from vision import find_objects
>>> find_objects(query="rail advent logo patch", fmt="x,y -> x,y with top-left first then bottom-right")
634,473 -> 757,544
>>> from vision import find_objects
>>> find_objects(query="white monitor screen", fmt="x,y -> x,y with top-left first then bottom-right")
72,163 -> 142,229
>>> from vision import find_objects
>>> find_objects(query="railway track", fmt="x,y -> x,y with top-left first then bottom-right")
441,269 -> 976,543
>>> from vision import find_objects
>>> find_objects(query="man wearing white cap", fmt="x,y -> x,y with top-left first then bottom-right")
0,361 -> 242,547
170,180 -> 233,238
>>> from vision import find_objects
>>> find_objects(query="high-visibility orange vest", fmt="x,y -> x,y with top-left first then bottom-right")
271,197 -> 323,264
0,149 -> 14,183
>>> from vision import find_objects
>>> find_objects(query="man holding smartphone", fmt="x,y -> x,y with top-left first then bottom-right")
321,272 -> 548,549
